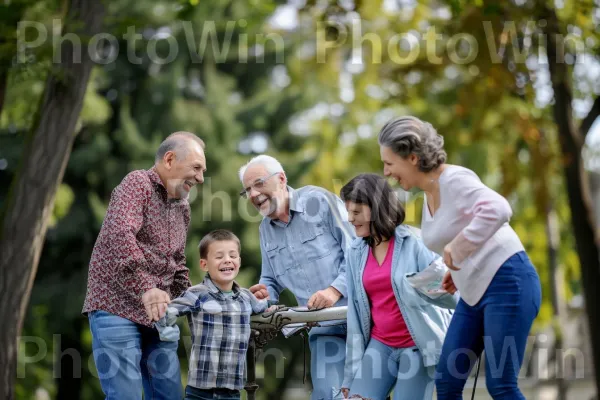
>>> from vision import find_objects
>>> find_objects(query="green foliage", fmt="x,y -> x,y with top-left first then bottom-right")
2,0 -> 598,398
296,0 -> 593,334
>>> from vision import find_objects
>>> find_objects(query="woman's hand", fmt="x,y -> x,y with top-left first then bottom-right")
441,271 -> 457,294
443,244 -> 460,271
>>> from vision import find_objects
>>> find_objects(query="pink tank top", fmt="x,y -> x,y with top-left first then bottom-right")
362,239 -> 415,348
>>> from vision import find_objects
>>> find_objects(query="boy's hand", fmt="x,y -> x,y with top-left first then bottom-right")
142,288 -> 171,321
250,284 -> 270,300
266,305 -> 279,313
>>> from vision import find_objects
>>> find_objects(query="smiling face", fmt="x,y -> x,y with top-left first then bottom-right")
345,201 -> 372,238
380,145 -> 420,191
241,164 -> 287,218
163,140 -> 206,199
200,240 -> 241,291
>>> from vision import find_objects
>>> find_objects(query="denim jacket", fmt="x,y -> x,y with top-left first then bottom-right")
342,225 -> 458,388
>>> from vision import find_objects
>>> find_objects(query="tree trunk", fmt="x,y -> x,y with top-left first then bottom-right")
0,1 -> 104,398
546,205 -> 568,399
543,7 -> 600,395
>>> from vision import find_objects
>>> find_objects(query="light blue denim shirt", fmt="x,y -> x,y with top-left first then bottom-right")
259,185 -> 355,307
343,225 -> 458,388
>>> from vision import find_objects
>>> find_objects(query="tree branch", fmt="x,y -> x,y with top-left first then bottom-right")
580,95 -> 600,138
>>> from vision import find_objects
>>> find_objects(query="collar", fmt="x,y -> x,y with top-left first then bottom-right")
287,186 -> 304,213
202,275 -> 241,295
147,166 -> 188,205
350,224 -> 415,249
266,186 -> 302,225
147,166 -> 165,188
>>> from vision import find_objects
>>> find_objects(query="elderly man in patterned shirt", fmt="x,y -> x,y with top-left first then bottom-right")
82,131 -> 206,399
239,155 -> 355,400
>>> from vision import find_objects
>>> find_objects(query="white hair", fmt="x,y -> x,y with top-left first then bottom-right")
238,154 -> 285,183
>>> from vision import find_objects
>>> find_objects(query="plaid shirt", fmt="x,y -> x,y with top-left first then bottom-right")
155,276 -> 268,390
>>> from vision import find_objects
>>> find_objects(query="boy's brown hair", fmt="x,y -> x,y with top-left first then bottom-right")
198,229 -> 241,259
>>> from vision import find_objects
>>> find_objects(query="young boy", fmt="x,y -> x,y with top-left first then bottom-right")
155,229 -> 272,400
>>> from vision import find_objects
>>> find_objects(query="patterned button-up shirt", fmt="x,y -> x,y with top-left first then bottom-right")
82,167 -> 191,326
259,185 -> 355,307
155,276 -> 269,390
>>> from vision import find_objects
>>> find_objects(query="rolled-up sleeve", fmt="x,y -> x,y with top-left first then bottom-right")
155,289 -> 202,341
170,206 -> 191,298
414,238 -> 459,310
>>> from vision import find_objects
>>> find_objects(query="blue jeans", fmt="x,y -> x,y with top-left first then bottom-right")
88,310 -> 182,399
308,324 -> 347,400
184,386 -> 240,399
349,338 -> 435,400
435,251 -> 541,400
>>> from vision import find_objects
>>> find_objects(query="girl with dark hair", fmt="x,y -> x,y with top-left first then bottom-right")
339,173 -> 457,400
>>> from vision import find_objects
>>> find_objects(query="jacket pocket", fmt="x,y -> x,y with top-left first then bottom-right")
266,242 -> 293,277
300,225 -> 331,262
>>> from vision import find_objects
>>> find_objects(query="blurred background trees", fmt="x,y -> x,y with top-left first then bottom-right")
1,0 -> 599,398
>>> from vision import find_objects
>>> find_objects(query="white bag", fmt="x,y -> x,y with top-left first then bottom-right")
331,387 -> 345,399
405,258 -> 448,299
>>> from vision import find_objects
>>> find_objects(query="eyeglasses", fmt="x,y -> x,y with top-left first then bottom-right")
239,172 -> 279,198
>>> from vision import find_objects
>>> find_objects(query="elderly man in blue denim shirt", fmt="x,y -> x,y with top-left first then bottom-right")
239,155 -> 355,400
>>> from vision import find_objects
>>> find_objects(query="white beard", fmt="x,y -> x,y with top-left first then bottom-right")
259,197 -> 278,217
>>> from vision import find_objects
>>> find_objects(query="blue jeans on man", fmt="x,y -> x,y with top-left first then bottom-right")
88,310 -> 182,399
308,324 -> 347,400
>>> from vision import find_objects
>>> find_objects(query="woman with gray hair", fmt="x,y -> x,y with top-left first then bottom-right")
377,116 -> 541,400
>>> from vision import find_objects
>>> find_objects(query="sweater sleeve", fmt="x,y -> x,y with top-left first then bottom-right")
445,169 -> 513,265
